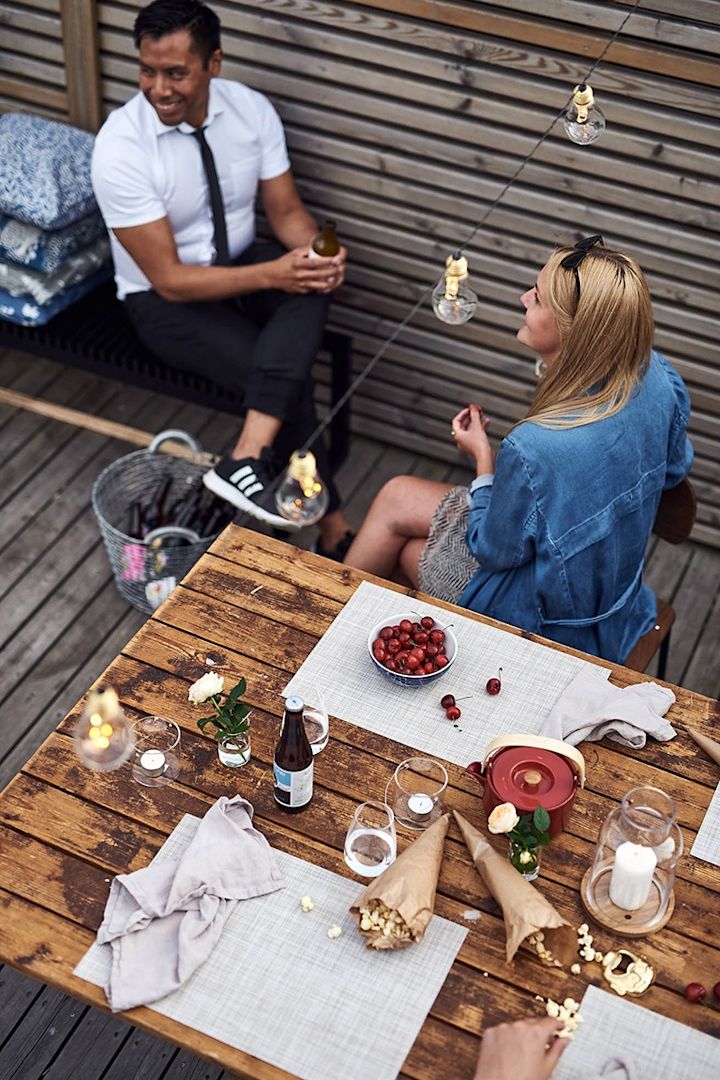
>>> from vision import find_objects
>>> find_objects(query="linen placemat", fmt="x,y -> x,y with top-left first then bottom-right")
690,781 -> 720,866
553,984 -> 720,1078
76,815 -> 467,1080
284,581 -> 610,765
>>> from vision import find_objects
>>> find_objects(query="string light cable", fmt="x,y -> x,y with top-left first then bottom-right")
278,0 -> 643,511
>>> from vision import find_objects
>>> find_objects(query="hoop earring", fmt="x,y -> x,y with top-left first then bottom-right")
535,357 -> 547,379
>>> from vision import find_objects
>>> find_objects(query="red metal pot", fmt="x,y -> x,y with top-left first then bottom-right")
467,735 -> 585,838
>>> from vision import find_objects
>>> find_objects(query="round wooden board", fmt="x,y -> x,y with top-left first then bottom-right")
580,868 -> 675,937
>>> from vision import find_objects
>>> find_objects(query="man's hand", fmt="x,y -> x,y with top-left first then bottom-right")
451,403 -> 494,476
474,1018 -> 568,1080
266,246 -> 346,294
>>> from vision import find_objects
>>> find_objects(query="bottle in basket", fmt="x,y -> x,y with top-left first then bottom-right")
273,696 -> 313,812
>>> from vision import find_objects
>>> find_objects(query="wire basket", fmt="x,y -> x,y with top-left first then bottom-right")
92,429 -> 220,614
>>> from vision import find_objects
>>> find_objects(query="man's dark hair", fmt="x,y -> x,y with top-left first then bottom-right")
134,0 -> 221,67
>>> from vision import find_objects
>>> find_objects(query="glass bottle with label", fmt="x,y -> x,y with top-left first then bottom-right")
309,219 -> 339,258
273,695 -> 314,812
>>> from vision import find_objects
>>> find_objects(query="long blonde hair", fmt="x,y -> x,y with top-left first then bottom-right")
524,241 -> 654,429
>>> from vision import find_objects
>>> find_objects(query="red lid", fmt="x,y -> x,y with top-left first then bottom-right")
486,746 -> 578,814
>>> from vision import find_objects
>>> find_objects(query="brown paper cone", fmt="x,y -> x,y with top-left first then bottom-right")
453,809 -> 569,962
688,727 -> 720,768
349,813 -> 449,950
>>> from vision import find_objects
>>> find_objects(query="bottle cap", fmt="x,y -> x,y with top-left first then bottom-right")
286,695 -> 305,712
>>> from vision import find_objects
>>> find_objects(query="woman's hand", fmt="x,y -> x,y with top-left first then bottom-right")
452,403 -> 494,476
473,1017 -> 568,1080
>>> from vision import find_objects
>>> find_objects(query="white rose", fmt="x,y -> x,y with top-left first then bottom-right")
488,802 -> 520,834
188,671 -> 224,704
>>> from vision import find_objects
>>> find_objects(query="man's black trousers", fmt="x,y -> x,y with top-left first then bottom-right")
124,240 -> 340,512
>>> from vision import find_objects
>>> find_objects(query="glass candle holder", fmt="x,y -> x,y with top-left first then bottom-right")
131,716 -> 181,788
388,757 -> 448,831
581,786 -> 683,936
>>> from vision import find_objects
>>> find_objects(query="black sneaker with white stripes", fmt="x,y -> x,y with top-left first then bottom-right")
203,448 -> 299,530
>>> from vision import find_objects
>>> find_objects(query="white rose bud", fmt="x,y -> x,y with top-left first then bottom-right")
519,850 -> 533,865
487,802 -> 520,834
188,671 -> 225,704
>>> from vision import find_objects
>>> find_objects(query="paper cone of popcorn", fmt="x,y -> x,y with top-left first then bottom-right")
688,728 -> 720,768
454,809 -> 570,962
350,813 -> 449,950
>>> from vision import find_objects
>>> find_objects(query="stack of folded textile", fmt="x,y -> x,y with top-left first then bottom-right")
0,112 -> 111,327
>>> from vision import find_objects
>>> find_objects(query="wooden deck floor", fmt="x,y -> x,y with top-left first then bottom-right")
1,352 -> 719,1079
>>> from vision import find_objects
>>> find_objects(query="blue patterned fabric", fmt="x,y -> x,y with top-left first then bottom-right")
0,113 -> 98,229
0,266 -> 111,326
0,211 -> 107,274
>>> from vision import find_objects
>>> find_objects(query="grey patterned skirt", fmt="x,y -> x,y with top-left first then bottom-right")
417,485 -> 479,604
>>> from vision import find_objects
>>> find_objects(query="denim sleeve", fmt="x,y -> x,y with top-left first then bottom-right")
465,438 -> 537,571
660,357 -> 694,490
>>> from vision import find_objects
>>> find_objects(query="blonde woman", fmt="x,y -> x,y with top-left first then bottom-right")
344,237 -> 693,663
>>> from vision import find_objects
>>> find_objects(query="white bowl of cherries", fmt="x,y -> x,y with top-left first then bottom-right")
368,613 -> 458,687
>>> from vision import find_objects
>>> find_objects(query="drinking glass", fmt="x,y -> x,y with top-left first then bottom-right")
281,688 -> 329,754
303,689 -> 329,755
131,716 -> 181,787
343,801 -> 397,878
388,756 -> 448,830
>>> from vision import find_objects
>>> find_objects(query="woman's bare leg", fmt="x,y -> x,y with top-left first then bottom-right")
344,476 -> 453,579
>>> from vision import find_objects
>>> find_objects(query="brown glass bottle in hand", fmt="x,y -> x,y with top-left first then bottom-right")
310,219 -> 339,258
273,696 -> 313,812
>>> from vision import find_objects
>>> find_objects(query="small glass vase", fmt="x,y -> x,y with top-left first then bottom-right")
509,839 -> 541,881
217,731 -> 251,767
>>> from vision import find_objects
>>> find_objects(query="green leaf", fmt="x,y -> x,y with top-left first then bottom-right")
226,678 -> 247,707
197,715 -> 219,732
533,806 -> 551,832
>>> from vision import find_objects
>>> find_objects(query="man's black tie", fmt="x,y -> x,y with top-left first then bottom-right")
192,127 -> 230,266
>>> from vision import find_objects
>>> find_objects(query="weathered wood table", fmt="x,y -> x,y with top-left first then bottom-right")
1,526 -> 719,1077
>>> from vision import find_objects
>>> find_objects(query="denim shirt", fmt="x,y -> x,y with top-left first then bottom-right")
457,351 -> 693,663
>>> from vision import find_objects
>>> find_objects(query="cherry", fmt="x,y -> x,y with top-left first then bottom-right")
435,654 -> 449,668
385,658 -> 397,671
423,661 -> 435,673
413,631 -> 429,645
398,632 -> 411,645
374,648 -> 386,662
406,655 -> 420,671
386,639 -> 401,654
440,694 -> 455,709
425,643 -> 439,658
713,982 -> 720,1002
446,705 -> 461,721
421,616 -> 435,630
429,629 -> 445,644
379,626 -> 394,641
399,619 -> 413,634
486,667 -> 503,695
684,983 -> 707,1003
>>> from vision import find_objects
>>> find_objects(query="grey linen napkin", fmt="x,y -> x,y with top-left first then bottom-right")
97,795 -> 284,1011
541,667 -> 676,748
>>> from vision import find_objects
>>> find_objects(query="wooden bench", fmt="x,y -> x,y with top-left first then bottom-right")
0,279 -> 352,470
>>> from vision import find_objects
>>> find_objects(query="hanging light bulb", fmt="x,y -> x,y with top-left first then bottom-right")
431,253 -> 478,325
275,450 -> 329,526
563,83 -> 606,145
73,686 -> 134,771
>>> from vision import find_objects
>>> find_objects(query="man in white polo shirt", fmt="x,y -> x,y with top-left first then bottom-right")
91,0 -> 354,555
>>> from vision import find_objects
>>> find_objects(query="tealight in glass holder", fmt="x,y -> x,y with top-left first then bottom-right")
581,786 -> 683,936
388,756 -> 448,831
131,716 -> 181,788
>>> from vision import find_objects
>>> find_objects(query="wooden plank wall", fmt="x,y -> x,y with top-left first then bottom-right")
2,1 -> 719,546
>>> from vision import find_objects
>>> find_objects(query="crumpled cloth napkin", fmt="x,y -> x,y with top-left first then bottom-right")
97,795 -> 284,1011
541,667 -> 676,748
